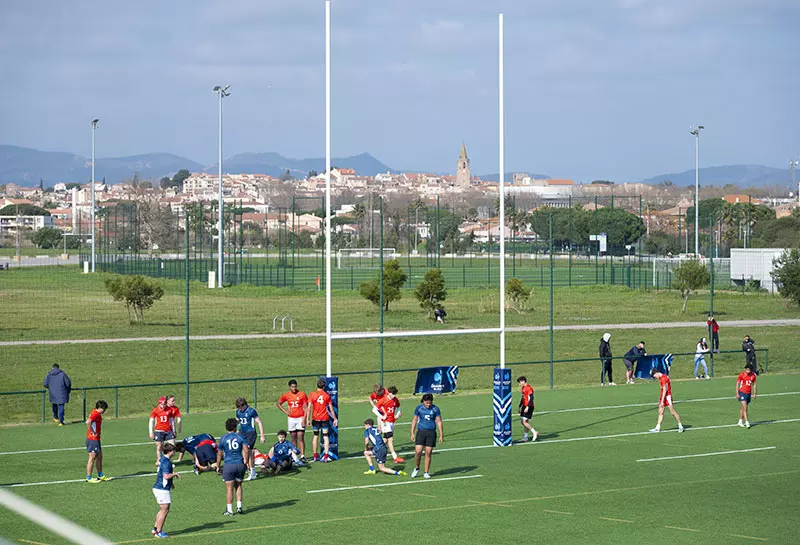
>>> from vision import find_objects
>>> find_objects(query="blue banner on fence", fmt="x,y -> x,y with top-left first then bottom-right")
415,366 -> 459,394
492,368 -> 513,446
319,375 -> 338,460
634,354 -> 673,379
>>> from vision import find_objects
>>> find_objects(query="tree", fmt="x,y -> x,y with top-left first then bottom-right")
0,204 -> 50,216
159,176 -> 172,189
673,259 -> 710,312
359,259 -> 407,311
307,169 -> 319,179
31,227 -> 63,249
414,268 -> 447,318
771,248 -> 800,307
644,231 -> 680,256
104,274 -> 165,323
505,277 -> 532,314
171,169 -> 191,189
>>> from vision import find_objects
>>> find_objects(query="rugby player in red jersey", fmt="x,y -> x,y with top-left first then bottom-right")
277,379 -> 309,460
517,376 -> 538,442
736,365 -> 757,428
307,379 -> 338,462
376,386 -> 404,463
649,369 -> 684,433
86,400 -> 109,482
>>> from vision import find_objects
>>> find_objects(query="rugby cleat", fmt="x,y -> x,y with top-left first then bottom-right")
363,469 -> 376,475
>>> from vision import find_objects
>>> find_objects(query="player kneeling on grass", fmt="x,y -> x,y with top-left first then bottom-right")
517,376 -> 538,442
263,430 -> 304,475
649,369 -> 684,433
217,418 -> 249,516
151,443 -> 181,539
363,419 -> 406,477
175,433 -> 219,475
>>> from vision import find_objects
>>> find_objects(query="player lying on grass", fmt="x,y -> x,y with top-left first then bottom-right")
261,430 -> 305,475
175,433 -> 218,475
649,369 -> 684,433
363,419 -> 406,477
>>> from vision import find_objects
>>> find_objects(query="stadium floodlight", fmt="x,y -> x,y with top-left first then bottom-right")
90,118 -> 99,273
689,125 -> 704,257
213,85 -> 231,288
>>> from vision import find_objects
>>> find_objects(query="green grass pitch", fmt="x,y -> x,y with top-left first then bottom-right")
2,373 -> 799,544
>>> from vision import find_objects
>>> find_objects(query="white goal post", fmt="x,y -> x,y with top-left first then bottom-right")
336,248 -> 397,269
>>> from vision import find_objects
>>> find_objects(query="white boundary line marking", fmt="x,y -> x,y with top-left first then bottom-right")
636,446 -> 776,462
2,391 -> 797,457
0,489 -> 113,544
306,474 -> 483,493
2,469 -> 195,489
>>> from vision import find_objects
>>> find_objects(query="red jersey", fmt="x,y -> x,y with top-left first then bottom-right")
279,391 -> 308,418
737,372 -> 756,394
376,396 -> 401,423
370,391 -> 386,405
309,390 -> 332,421
658,375 -> 672,400
150,405 -> 175,432
707,319 -> 719,333
520,384 -> 535,407
87,409 -> 102,441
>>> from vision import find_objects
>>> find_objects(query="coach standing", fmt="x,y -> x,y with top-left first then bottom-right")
599,333 -> 615,386
43,363 -> 71,426
410,393 -> 443,479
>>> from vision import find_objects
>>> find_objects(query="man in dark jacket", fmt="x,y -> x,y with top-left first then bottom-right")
599,333 -> 615,386
742,336 -> 757,372
43,364 -> 72,425
623,341 -> 647,384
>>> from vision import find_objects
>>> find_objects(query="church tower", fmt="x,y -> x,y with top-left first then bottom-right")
456,142 -> 471,188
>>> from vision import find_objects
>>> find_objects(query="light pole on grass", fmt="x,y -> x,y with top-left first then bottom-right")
91,118 -> 99,273
689,125 -> 704,257
213,85 -> 230,288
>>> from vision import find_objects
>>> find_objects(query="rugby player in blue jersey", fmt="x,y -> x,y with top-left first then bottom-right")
410,393 -> 443,479
175,433 -> 218,475
263,430 -> 304,475
235,397 -> 265,481
363,419 -> 406,477
151,443 -> 181,539
216,418 -> 249,516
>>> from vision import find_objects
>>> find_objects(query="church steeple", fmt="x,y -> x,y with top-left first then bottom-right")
456,142 -> 471,188
460,142 -> 468,160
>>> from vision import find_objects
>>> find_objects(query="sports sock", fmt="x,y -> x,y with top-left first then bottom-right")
87,474 -> 92,480
394,471 -> 399,475
236,501 -> 242,509
227,504 -> 233,513
369,465 -> 374,471
98,472 -> 104,478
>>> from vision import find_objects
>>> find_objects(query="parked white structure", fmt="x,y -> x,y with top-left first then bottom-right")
730,248 -> 787,293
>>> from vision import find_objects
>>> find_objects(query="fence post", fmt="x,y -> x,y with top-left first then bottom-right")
764,348 -> 769,373
82,389 -> 87,421
115,387 -> 119,418
41,391 -> 46,423
253,379 -> 258,409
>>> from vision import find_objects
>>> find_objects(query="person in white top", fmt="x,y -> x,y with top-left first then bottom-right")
694,338 -> 710,379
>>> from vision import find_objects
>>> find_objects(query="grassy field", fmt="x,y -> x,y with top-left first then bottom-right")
1,374 -> 798,545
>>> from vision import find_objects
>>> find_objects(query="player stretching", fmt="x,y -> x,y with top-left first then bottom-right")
235,397 -> 265,481
363,419 -> 406,477
376,386 -> 405,463
86,400 -> 109,483
369,384 -> 387,427
263,430 -> 303,475
517,376 -> 538,442
217,418 -> 249,516
151,443 -> 180,539
176,433 -> 218,475
736,365 -> 757,428
276,380 -> 309,461
308,379 -> 338,462
410,393 -> 444,479
149,396 -> 177,465
649,369 -> 684,433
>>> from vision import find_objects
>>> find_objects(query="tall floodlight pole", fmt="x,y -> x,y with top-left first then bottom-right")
498,13 -> 506,369
690,125 -> 704,256
213,85 -> 231,288
91,119 -> 99,273
325,0 -> 332,377
790,158 -> 799,204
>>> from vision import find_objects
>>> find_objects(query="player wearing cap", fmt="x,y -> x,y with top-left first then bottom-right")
276,380 -> 309,460
649,369 -> 684,433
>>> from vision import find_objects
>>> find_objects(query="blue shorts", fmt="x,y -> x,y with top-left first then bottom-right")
370,445 -> 387,465
738,391 -> 752,404
222,463 -> 246,482
195,444 -> 216,465
154,431 -> 175,443
86,439 -> 101,453
241,431 -> 257,449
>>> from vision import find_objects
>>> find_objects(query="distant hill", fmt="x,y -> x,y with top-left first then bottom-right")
210,152 -> 394,178
637,165 -> 793,187
0,145 -> 395,186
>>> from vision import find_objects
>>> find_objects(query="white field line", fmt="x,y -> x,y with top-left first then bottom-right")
2,391 -> 797,457
0,489 -> 113,544
306,474 -> 483,493
2,469 -> 195,489
636,446 -> 776,463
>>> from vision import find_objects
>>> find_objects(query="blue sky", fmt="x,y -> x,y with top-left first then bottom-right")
0,0 -> 797,182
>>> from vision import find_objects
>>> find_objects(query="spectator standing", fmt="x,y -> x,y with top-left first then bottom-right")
707,315 -> 720,352
599,333 -> 615,386
694,338 -> 711,379
742,336 -> 757,372
43,364 -> 71,426
623,341 -> 646,384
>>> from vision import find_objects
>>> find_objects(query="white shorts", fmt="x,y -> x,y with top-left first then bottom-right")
152,488 -> 171,505
381,421 -> 395,434
288,417 -> 305,432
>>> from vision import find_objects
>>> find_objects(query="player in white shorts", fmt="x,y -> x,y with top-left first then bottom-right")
277,380 -> 309,460
375,386 -> 404,463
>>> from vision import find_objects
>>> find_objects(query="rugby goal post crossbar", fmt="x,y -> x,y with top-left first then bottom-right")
336,248 -> 397,269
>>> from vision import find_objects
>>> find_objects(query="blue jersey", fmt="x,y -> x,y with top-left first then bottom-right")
236,406 -> 259,434
220,432 -> 246,465
413,404 -> 441,431
364,426 -> 386,449
271,440 -> 300,462
181,433 -> 215,455
153,456 -> 174,490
